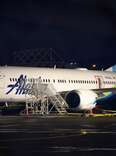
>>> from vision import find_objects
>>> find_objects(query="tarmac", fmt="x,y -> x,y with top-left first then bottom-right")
0,115 -> 116,156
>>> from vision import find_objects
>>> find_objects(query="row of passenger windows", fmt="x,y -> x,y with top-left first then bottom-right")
103,81 -> 116,84
9,78 -> 50,83
9,78 -> 116,85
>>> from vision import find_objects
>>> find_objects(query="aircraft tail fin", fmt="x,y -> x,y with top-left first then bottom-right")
105,65 -> 116,72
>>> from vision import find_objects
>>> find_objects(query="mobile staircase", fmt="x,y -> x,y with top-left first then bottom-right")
24,80 -> 69,115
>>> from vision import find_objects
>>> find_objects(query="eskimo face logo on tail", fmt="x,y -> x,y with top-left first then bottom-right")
6,75 -> 33,95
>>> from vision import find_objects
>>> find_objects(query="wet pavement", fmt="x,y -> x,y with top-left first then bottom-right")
0,115 -> 116,156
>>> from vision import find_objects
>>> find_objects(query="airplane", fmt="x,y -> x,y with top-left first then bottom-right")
0,65 -> 116,112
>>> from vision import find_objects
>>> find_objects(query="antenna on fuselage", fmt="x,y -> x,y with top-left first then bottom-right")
54,65 -> 56,69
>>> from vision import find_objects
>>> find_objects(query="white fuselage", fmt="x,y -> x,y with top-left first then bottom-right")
0,66 -> 116,102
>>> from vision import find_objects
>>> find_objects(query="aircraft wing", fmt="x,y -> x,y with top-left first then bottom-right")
93,88 -> 116,94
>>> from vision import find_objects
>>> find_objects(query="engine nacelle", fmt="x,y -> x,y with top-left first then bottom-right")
65,90 -> 98,110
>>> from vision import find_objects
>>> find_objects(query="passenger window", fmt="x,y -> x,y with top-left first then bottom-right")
43,79 -> 45,82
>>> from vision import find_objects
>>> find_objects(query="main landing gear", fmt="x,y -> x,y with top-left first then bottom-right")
81,109 -> 94,117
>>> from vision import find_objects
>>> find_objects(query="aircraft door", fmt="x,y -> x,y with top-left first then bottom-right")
98,78 -> 102,89
0,72 -> 5,89
0,71 -> 5,100
95,76 -> 104,89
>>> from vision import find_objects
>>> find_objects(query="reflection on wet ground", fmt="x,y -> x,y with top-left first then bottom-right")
0,116 -> 116,156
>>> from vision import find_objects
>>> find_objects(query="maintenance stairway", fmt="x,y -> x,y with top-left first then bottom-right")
46,84 -> 69,114
25,82 -> 69,115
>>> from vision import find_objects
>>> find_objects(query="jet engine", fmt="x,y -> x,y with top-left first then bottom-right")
65,90 -> 98,110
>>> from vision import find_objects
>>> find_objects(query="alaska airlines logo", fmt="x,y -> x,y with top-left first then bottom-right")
6,75 -> 33,95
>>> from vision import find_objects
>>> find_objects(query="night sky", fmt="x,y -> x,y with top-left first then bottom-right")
0,0 -> 116,69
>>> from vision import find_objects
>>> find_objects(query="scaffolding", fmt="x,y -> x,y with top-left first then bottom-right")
24,78 -> 69,115
12,48 -> 66,68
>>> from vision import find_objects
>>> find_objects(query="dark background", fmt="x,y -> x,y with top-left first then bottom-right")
0,0 -> 116,69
